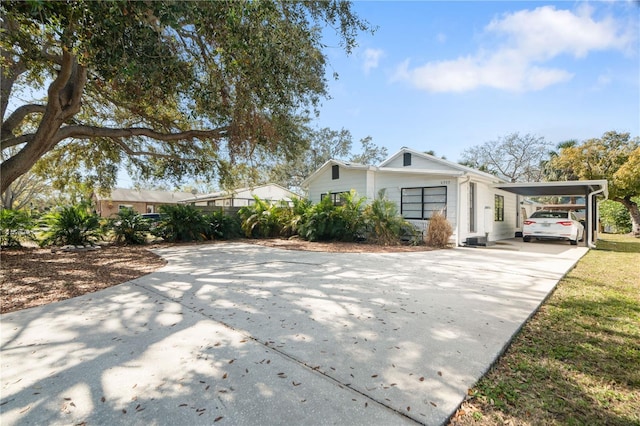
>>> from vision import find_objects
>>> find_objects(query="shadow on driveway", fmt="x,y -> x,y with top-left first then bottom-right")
1,242 -> 587,425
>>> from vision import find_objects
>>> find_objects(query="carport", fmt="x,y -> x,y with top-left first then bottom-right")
494,180 -> 608,248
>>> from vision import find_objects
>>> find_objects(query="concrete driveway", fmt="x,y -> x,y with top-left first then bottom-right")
1,241 -> 587,425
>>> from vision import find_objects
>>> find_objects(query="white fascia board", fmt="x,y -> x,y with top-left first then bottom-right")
376,168 -> 464,176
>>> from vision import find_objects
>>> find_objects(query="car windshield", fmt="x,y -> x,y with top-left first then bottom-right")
530,211 -> 569,219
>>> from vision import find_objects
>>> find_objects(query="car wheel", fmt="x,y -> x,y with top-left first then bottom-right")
523,236 -> 531,242
570,239 -> 577,245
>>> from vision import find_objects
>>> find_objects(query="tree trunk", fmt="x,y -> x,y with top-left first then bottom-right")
617,196 -> 640,237
2,187 -> 14,210
1,51 -> 86,194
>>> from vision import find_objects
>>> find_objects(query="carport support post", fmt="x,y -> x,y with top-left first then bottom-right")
591,194 -> 599,244
585,189 -> 590,247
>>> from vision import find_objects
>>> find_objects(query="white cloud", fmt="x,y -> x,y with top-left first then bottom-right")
436,32 -> 447,43
394,5 -> 634,93
362,48 -> 384,74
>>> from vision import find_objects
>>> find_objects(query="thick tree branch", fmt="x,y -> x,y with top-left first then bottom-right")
0,59 -> 27,123
48,50 -> 75,111
1,104 -> 47,137
1,51 -> 88,194
1,16 -> 27,120
1,134 -> 35,150
55,124 -> 228,144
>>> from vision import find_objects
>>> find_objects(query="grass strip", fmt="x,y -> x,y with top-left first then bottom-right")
451,234 -> 640,425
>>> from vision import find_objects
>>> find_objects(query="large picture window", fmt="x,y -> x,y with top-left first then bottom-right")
401,186 -> 447,220
494,194 -> 505,222
321,191 -> 349,206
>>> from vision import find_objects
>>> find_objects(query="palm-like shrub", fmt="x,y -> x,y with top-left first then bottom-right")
0,209 -> 37,247
155,204 -> 208,242
280,197 -> 312,237
238,196 -> 283,238
39,205 -> 103,247
108,208 -> 150,245
204,210 -> 241,240
336,190 -> 366,241
364,190 -> 418,245
298,191 -> 365,242
298,195 -> 338,241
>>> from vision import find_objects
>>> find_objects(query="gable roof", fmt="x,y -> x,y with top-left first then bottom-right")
94,188 -> 194,203
182,183 -> 300,203
301,148 -> 505,188
300,159 -> 374,188
379,147 -> 504,182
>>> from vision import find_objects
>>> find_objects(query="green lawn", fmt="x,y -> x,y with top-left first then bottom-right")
452,234 -> 640,425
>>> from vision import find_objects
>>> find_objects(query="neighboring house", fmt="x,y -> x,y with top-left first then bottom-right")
302,148 -> 518,246
92,188 -> 194,218
180,183 -> 300,207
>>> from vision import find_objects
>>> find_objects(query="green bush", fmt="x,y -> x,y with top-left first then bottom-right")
155,204 -> 208,242
108,208 -> 150,245
280,197 -> 312,238
238,196 -> 283,238
204,210 -> 241,240
298,191 -> 366,242
39,205 -> 103,247
336,190 -> 367,241
363,190 -> 419,245
600,199 -> 632,234
0,209 -> 37,247
298,195 -> 339,241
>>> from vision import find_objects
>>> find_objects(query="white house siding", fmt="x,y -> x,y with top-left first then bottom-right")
306,165 -> 369,203
373,172 -> 458,242
468,182 -> 516,241
494,190 -> 517,240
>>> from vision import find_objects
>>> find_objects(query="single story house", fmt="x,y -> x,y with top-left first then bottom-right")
302,148 -> 607,247
302,148 -> 515,246
180,183 -> 300,207
92,188 -> 194,218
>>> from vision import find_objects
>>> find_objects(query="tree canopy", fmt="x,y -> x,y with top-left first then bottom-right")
548,131 -> 640,236
460,133 -> 551,182
1,1 -> 373,194
266,128 -> 387,190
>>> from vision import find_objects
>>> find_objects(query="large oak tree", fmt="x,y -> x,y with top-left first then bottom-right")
1,1 -> 372,194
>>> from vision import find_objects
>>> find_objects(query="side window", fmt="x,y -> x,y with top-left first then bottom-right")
469,182 -> 476,232
494,195 -> 504,222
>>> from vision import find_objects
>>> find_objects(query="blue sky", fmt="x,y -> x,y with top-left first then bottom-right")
315,0 -> 639,162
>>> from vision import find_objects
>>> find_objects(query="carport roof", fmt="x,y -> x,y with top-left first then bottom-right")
494,180 -> 608,197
